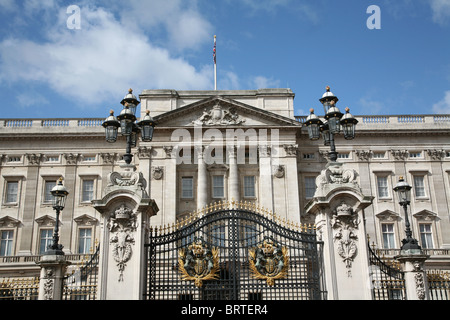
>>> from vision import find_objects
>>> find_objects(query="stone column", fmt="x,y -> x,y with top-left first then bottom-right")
228,146 -> 240,203
259,145 -> 273,212
305,161 -> 374,300
395,252 -> 430,300
92,164 -> 158,300
197,146 -> 208,210
36,254 -> 71,300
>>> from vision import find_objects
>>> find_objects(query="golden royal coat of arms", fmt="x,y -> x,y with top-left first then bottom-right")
178,237 -> 220,288
249,238 -> 289,286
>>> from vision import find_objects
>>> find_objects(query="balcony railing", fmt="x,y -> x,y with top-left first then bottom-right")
295,114 -> 450,125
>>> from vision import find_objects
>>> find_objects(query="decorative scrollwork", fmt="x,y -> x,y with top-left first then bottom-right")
178,237 -> 220,288
249,238 -> 289,286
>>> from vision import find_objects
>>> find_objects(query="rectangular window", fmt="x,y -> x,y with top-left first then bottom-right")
338,153 -> 349,159
304,177 -> 317,198
0,230 -> 13,256
212,175 -> 224,198
414,176 -> 426,197
5,181 -> 18,204
409,152 -> 422,158
78,228 -> 92,254
44,180 -> 57,203
181,177 -> 194,199
419,224 -> 433,249
82,180 -> 95,202
381,224 -> 395,249
377,176 -> 389,198
373,152 -> 385,159
39,229 -> 53,254
243,176 -> 256,198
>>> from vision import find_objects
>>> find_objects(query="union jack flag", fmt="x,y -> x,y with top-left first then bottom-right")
213,36 -> 216,64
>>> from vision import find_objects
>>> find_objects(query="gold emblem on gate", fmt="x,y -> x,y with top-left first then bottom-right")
249,238 -> 289,286
178,237 -> 220,288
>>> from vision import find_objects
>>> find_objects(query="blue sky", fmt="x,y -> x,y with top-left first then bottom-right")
1,0 -> 450,119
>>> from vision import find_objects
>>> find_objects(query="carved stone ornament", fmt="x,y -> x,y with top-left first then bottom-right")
249,237 -> 289,286
152,166 -> 164,180
43,267 -> 55,300
315,162 -> 358,197
273,165 -> 285,178
331,201 -> 359,277
108,205 -> 138,282
192,103 -> 245,126
178,237 -> 220,288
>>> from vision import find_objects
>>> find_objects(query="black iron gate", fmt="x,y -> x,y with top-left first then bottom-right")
144,203 -> 326,300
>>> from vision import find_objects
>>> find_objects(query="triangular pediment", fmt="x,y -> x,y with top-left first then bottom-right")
153,96 -> 300,128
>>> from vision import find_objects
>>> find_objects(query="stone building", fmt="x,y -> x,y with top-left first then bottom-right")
0,87 -> 448,299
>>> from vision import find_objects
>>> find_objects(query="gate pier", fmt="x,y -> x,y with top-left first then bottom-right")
305,161 -> 374,300
92,164 -> 158,300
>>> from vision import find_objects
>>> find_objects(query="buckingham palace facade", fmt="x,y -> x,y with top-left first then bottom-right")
0,87 -> 449,291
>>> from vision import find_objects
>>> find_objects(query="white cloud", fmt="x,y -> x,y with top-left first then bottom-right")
0,2 -> 214,110
252,76 -> 281,89
430,0 -> 450,25
358,97 -> 384,115
432,91 -> 450,113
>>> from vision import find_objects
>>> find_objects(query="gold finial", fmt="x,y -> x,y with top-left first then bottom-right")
129,88 -> 133,93
309,108 -> 314,113
326,86 -> 330,92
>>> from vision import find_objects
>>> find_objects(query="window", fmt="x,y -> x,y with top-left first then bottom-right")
5,181 -> 19,204
304,177 -> 317,198
212,175 -> 224,198
181,177 -> 194,199
338,153 -> 350,159
39,229 -> 53,254
78,228 -> 92,254
243,176 -> 256,198
381,224 -> 396,249
44,180 -> 57,203
377,176 -> 389,198
45,156 -> 59,162
82,179 -> 95,202
83,155 -> 96,162
211,223 -> 225,247
303,153 -> 315,160
419,224 -> 433,249
414,176 -> 426,197
373,152 -> 385,159
0,230 -> 13,256
409,151 -> 422,158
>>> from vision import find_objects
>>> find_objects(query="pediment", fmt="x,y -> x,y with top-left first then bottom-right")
153,96 -> 300,128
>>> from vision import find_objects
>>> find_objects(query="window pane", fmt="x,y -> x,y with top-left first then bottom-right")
382,224 -> 395,249
244,176 -> 255,197
414,176 -> 426,197
82,180 -> 94,202
212,175 -> 224,198
40,229 -> 53,254
0,230 -> 14,256
181,177 -> 193,198
377,176 -> 389,198
44,181 -> 56,202
6,181 -> 18,203
305,177 -> 316,198
419,224 -> 433,249
78,228 -> 92,254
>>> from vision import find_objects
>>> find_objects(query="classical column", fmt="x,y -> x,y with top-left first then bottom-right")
228,146 -> 240,203
197,146 -> 208,210
395,253 -> 430,300
18,154 -> 41,255
259,145 -> 273,212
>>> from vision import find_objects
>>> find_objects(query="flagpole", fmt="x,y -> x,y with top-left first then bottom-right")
214,35 -> 217,90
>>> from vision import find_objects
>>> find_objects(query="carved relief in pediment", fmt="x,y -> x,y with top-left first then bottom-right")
192,102 -> 245,126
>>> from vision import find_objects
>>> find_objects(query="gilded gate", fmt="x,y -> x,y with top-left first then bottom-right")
144,201 -> 326,300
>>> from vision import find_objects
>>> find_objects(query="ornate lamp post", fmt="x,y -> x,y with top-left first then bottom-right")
47,178 -> 69,255
102,89 -> 156,164
394,176 -> 422,251
304,86 -> 358,161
